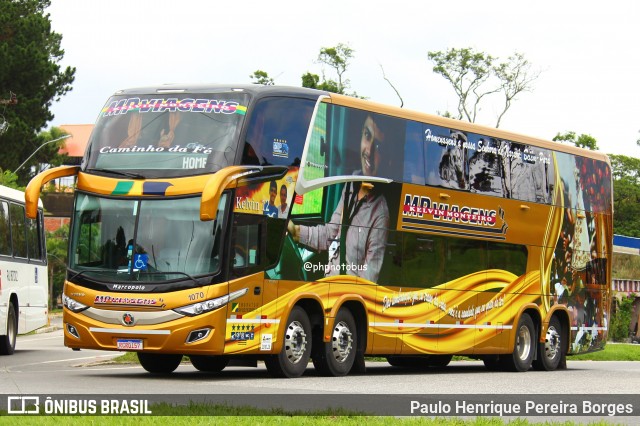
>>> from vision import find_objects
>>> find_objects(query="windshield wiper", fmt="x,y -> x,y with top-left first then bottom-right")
69,268 -> 117,281
140,271 -> 199,285
86,168 -> 146,179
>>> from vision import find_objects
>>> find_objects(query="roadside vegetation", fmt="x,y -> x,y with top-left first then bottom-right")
0,410 -> 624,426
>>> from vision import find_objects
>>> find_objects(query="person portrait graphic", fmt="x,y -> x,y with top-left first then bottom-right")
288,113 -> 393,283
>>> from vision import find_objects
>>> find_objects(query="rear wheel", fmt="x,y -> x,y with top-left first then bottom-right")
313,308 -> 357,376
387,354 -> 453,370
0,303 -> 17,355
533,316 -> 563,371
265,306 -> 311,378
137,352 -> 182,374
190,355 -> 229,372
502,313 -> 536,372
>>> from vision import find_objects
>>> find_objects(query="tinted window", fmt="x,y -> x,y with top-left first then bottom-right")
242,97 -> 315,167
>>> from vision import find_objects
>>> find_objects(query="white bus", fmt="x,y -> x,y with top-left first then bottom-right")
0,184 -> 49,355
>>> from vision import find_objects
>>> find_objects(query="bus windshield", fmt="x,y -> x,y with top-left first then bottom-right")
83,93 -> 250,178
69,192 -> 228,282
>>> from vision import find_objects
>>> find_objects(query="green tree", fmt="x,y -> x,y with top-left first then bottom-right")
249,70 -> 274,86
609,295 -> 635,342
610,154 -> 640,237
300,72 -> 339,93
553,131 -> 599,150
0,168 -> 20,189
46,224 -> 68,310
317,43 -> 353,95
0,0 -> 75,185
427,47 -> 539,127
302,43 -> 361,97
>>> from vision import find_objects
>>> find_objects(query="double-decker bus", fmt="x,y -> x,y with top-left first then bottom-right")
1,184 -> 48,355
26,85 -> 612,376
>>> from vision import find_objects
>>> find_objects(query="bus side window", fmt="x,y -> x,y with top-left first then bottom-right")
230,214 -> 265,278
9,203 -> 27,258
0,201 -> 10,256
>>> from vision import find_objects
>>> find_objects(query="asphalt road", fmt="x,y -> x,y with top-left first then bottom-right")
1,326 -> 639,423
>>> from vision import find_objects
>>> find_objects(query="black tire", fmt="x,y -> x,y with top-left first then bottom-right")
482,355 -> 502,371
265,306 -> 311,378
386,356 -> 430,370
313,308 -> 357,376
502,313 -> 536,372
189,355 -> 229,372
426,354 -> 453,368
137,352 -> 182,374
0,303 -> 17,356
533,316 -> 564,371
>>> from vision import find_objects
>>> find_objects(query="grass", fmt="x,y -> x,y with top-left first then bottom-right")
568,343 -> 640,361
0,405 -> 624,426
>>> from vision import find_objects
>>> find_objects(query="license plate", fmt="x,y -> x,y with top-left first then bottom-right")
117,339 -> 143,350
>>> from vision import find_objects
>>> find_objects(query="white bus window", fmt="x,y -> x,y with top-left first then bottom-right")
10,203 -> 27,258
0,201 -> 10,256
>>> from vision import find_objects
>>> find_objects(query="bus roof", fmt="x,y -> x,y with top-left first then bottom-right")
110,83 -> 328,99
0,184 -> 43,208
329,93 -> 611,165
107,84 -> 609,165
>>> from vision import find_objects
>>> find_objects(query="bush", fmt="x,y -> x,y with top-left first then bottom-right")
609,295 -> 635,342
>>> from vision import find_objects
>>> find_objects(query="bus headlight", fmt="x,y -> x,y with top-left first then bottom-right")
62,294 -> 89,313
173,288 -> 248,317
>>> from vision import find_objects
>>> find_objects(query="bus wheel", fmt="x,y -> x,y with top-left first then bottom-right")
532,316 -> 563,371
502,313 -> 535,372
426,354 -> 453,368
313,308 -> 357,376
482,355 -> 502,371
189,355 -> 229,372
0,303 -> 17,355
137,352 -> 182,374
265,306 -> 311,378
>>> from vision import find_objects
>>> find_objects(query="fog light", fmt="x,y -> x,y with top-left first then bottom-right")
66,323 -> 80,339
186,328 -> 211,343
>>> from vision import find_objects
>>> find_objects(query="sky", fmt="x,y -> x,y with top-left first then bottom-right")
46,0 -> 640,158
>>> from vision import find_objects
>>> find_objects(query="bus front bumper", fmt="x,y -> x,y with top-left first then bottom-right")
63,307 -> 227,355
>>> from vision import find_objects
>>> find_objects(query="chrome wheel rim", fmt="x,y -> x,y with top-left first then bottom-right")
331,321 -> 353,363
516,324 -> 532,361
284,320 -> 307,364
544,325 -> 560,359
7,307 -> 16,347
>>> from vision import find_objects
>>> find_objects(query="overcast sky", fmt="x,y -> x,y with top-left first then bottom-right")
47,0 -> 640,157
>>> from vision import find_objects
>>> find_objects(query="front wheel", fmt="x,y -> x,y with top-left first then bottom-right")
502,313 -> 536,372
0,303 -> 17,356
532,316 -> 564,371
190,355 -> 229,372
265,306 -> 311,378
137,352 -> 182,374
313,308 -> 357,376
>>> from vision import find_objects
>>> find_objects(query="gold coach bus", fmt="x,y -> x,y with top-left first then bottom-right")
26,85 -> 612,377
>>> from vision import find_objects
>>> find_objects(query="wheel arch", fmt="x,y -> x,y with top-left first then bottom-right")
270,295 -> 324,354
